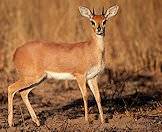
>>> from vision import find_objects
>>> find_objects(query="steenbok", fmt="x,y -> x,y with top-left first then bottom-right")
8,5 -> 119,126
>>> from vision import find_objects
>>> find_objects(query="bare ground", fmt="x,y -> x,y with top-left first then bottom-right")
0,69 -> 162,132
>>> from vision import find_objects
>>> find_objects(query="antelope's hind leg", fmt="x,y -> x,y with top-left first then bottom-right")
8,76 -> 45,127
20,88 -> 40,126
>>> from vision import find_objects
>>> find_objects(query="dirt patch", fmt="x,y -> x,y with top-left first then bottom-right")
1,70 -> 162,131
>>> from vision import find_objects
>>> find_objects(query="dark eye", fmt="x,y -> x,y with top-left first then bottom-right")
103,20 -> 106,25
90,21 -> 95,26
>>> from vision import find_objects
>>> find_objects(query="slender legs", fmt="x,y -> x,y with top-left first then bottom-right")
8,77 -> 42,127
88,77 -> 104,123
8,74 -> 104,127
76,75 -> 88,121
8,79 -> 28,127
20,88 -> 40,126
76,75 -> 104,123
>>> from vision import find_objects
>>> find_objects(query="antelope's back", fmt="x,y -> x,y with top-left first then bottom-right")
13,40 -> 98,76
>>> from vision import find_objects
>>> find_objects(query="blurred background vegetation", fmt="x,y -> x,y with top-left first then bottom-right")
0,0 -> 161,80
0,1 -> 162,130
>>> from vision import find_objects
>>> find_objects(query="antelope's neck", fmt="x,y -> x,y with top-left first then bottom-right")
95,35 -> 104,52
93,35 -> 105,65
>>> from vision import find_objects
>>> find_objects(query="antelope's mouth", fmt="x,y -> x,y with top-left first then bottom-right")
96,32 -> 105,36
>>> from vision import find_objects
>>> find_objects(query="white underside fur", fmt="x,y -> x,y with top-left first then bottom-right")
46,71 -> 75,80
45,65 -> 104,80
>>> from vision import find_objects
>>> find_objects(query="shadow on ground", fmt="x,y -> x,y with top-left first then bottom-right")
0,69 -> 162,131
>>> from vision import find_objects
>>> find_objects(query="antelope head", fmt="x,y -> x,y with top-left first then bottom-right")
79,5 -> 119,36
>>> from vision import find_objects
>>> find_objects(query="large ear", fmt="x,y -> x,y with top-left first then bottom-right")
79,6 -> 93,19
105,5 -> 119,19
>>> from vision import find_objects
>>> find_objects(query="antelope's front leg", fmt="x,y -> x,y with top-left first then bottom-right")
88,77 -> 104,123
76,75 -> 89,122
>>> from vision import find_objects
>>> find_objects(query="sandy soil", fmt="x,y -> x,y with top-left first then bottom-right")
0,70 -> 162,131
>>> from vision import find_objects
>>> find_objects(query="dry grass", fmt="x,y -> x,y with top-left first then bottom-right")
0,0 -> 161,72
0,1 -> 162,130
0,0 -> 161,94
0,0 -> 161,92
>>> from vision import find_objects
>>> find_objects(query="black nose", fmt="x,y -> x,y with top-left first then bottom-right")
97,25 -> 101,31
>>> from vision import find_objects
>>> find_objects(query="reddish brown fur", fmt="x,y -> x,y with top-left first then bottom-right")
92,15 -> 105,23
8,5 -> 118,127
8,16 -> 106,127
14,38 -> 100,78
91,15 -> 106,32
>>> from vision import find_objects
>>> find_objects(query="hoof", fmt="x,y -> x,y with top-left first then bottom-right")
33,118 -> 40,126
